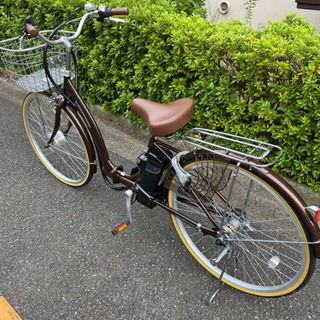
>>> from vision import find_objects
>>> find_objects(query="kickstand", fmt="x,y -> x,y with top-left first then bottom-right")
208,282 -> 224,304
208,249 -> 231,303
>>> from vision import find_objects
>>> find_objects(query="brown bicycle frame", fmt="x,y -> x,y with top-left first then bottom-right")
59,76 -> 219,237
64,77 -> 137,186
60,76 -> 320,256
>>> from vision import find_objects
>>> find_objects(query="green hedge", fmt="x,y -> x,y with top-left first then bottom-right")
1,0 -> 319,192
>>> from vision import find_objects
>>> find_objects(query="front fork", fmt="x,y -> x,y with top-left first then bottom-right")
44,97 -> 65,147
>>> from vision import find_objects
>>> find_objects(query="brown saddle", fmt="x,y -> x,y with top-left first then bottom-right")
131,98 -> 194,136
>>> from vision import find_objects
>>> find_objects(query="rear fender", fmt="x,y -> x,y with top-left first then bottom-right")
248,164 -> 320,258
166,150 -> 320,257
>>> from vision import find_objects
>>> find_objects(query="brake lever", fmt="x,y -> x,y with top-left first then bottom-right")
18,16 -> 38,49
93,17 -> 127,23
104,17 -> 127,23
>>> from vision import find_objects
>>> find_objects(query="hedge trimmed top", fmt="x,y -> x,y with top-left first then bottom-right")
1,0 -> 319,192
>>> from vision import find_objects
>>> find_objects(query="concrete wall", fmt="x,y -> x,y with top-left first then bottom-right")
205,0 -> 320,30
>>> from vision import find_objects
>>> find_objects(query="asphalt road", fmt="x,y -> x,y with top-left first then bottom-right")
1,78 -> 320,320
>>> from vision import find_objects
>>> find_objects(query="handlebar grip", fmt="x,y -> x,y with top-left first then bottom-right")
111,8 -> 129,16
26,24 -> 39,37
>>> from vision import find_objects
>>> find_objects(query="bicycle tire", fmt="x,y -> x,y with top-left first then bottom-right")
23,92 -> 93,187
167,154 -> 316,297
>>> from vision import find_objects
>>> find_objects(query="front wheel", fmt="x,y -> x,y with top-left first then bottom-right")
167,154 -> 316,297
23,92 -> 93,187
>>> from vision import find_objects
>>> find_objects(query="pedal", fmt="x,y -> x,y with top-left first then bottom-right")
111,221 -> 130,236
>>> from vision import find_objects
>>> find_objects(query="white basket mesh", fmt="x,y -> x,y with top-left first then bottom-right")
0,30 -> 75,92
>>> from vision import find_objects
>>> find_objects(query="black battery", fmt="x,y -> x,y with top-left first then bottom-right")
136,148 -> 170,207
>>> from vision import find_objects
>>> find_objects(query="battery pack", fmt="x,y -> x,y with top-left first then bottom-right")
136,148 -> 170,207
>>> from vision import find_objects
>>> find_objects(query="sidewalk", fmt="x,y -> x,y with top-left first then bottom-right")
1,74 -> 320,320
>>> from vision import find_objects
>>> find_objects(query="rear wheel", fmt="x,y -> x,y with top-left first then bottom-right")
168,154 -> 316,296
23,92 -> 93,186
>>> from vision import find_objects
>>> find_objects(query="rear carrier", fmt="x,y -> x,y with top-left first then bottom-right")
136,148 -> 171,208
181,128 -> 283,167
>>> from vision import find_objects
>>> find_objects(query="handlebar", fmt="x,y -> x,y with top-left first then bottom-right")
110,8 -> 129,16
24,4 -> 129,46
99,7 -> 129,17
26,24 -> 39,37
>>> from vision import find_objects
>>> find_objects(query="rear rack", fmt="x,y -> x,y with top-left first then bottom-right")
181,128 -> 283,168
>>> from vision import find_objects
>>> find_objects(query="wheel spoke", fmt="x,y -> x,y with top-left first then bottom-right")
168,156 -> 314,296
23,93 -> 92,186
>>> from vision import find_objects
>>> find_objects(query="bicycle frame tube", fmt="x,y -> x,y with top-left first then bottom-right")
63,77 -> 112,170
152,199 -> 217,237
63,76 -> 144,189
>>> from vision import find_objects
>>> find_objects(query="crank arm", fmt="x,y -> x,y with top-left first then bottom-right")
111,189 -> 133,235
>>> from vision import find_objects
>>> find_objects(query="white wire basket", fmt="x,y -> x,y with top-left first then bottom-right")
0,30 -> 75,92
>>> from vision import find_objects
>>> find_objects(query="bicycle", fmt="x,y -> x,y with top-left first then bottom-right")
0,3 -> 320,301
